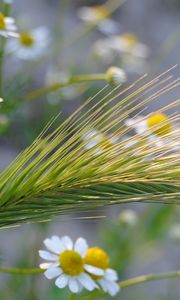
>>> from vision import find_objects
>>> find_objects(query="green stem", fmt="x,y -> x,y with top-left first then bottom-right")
0,267 -> 43,275
21,73 -> 106,102
4,3 -> 11,16
120,270 -> 180,288
0,267 -> 180,290
0,37 -> 6,97
0,0 -> 12,97
68,293 -> 76,300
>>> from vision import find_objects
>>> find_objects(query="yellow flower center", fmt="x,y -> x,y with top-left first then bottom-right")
84,247 -> 109,279
59,250 -> 84,276
147,113 -> 171,136
93,5 -> 109,20
19,32 -> 34,47
99,136 -> 113,149
0,13 -> 6,30
120,32 -> 139,47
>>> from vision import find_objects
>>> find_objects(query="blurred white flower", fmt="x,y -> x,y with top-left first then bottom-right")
106,66 -> 127,86
77,5 -> 119,35
125,113 -> 172,137
7,27 -> 50,60
84,247 -> 120,296
0,98 -> 4,103
82,128 -> 117,154
125,113 -> 180,154
0,114 -> 9,133
118,209 -> 138,226
3,0 -> 13,3
93,33 -> 149,73
169,224 -> 180,243
39,236 -> 99,293
0,12 -> 17,37
110,33 -> 149,58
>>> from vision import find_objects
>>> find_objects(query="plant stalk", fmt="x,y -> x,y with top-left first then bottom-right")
68,293 -> 76,300
0,267 -> 43,274
120,270 -> 180,288
21,73 -> 106,102
0,267 -> 180,289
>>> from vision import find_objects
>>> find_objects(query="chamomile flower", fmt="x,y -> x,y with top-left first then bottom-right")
125,112 -> 180,154
82,128 -> 117,154
39,236 -> 99,293
7,27 -> 50,60
93,33 -> 149,73
84,247 -> 120,296
125,113 -> 172,137
0,12 -> 17,37
112,32 -> 149,58
77,5 -> 118,35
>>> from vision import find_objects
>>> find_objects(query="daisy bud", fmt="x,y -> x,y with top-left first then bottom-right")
168,224 -> 180,243
106,66 -> 126,86
118,209 -> 138,227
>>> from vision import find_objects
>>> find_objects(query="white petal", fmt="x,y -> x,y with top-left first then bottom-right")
84,264 -> 104,276
38,250 -> 58,261
99,279 -> 120,296
39,263 -> 52,269
44,267 -> 62,279
55,274 -> 69,289
105,269 -> 118,281
39,261 -> 59,269
61,236 -> 73,250
44,236 -> 65,254
135,120 -> 148,134
98,278 -> 108,292
74,238 -> 88,257
68,277 -> 80,293
77,272 -> 98,291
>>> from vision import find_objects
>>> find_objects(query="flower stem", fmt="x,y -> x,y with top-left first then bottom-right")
20,73 -> 106,102
119,270 -> 180,288
0,267 -> 43,275
0,37 -> 6,97
68,293 -> 76,300
0,2 -> 11,97
4,3 -> 11,16
0,267 -> 180,290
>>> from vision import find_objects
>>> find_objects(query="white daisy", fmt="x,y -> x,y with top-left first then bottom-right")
125,113 -> 172,137
7,27 -> 50,60
82,128 -> 117,154
125,113 -> 180,154
77,5 -> 118,35
93,33 -> 149,73
109,33 -> 149,58
84,247 -> 120,296
0,12 -> 17,38
39,236 -> 100,293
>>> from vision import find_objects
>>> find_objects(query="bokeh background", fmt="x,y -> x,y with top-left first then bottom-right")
0,0 -> 180,299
